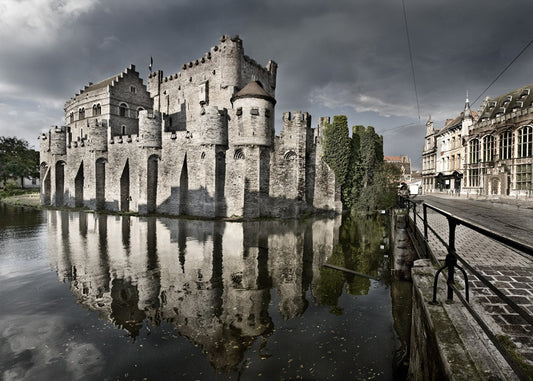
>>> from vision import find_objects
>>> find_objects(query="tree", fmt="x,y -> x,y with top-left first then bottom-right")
0,137 -> 39,188
322,115 -> 352,208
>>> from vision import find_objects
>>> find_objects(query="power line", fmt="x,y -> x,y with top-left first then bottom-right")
472,39 -> 533,106
402,0 -> 420,121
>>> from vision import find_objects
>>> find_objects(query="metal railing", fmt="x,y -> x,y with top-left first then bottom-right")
399,195 -> 533,380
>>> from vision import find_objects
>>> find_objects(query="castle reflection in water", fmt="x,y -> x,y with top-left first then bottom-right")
46,211 -> 341,370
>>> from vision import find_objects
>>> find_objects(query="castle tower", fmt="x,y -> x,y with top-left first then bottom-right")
50,126 -> 67,156
138,110 -> 162,149
219,35 -> 243,91
231,81 -> 276,147
199,106 -> 228,146
87,119 -> 108,152
147,70 -> 163,113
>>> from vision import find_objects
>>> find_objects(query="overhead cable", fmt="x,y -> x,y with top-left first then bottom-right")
402,0 -> 421,121
472,39 -> 533,106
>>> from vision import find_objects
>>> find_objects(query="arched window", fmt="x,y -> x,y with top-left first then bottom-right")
78,107 -> 85,120
500,131 -> 512,160
518,126 -> 532,158
136,107 -> 144,118
234,148 -> 245,160
469,139 -> 479,164
69,112 -> 74,123
482,135 -> 494,162
119,103 -> 128,117
284,150 -> 297,161
121,125 -> 126,135
92,104 -> 97,116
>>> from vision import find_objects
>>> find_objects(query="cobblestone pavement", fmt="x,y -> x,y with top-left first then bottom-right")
411,195 -> 533,368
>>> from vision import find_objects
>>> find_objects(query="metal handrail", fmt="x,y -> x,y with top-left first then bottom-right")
399,195 -> 533,379
400,196 -> 533,318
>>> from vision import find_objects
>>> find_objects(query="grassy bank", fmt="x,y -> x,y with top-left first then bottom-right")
0,189 -> 42,208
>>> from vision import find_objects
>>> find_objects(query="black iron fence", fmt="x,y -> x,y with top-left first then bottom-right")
399,196 -> 533,380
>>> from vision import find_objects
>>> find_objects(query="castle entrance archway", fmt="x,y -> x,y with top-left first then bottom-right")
179,155 -> 188,215
120,160 -> 130,212
96,158 -> 106,210
41,163 -> 50,206
147,155 -> 158,213
75,162 -> 84,207
55,161 -> 65,206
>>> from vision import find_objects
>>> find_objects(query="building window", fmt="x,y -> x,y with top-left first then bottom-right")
250,108 -> 259,116
121,126 -> 126,135
518,126 -> 532,158
236,107 -> 242,116
516,164 -> 532,190
78,107 -> 85,120
500,131 -> 512,160
119,103 -> 128,117
234,148 -> 245,160
130,86 -> 136,93
92,103 -> 101,116
469,168 -> 479,187
137,107 -> 144,118
482,135 -> 494,162
69,112 -> 74,123
469,139 -> 479,164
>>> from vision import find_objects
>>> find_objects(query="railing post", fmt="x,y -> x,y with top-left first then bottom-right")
413,202 -> 417,232
446,218 -> 458,301
423,204 -> 428,241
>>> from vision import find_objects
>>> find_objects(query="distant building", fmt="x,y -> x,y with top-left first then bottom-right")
384,155 -> 412,183
423,85 -> 533,198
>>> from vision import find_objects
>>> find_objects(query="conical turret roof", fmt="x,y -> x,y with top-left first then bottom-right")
231,81 -> 276,104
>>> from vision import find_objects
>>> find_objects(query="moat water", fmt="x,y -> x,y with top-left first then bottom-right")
0,203 -> 406,380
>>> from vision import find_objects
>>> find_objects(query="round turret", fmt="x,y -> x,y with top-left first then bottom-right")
50,126 -> 67,155
139,110 -> 162,148
88,119 -> 108,152
231,81 -> 276,147
200,106 -> 227,145
220,35 -> 243,89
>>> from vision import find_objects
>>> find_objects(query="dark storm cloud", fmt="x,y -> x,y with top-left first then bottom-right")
1,0 -> 533,166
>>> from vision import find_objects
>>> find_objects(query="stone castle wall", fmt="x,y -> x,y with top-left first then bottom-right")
39,36 -> 340,218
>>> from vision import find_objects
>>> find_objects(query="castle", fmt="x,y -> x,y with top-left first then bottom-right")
39,35 -> 341,218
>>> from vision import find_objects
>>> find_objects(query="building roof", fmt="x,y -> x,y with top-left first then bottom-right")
231,81 -> 276,104
66,64 -> 138,106
477,82 -> 533,121
384,156 -> 409,163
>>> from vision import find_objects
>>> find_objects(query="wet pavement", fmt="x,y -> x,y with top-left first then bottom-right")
412,194 -> 533,368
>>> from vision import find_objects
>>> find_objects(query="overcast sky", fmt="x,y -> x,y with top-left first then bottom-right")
1,0 -> 533,169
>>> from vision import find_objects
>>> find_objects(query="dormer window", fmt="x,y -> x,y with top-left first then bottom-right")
502,96 -> 512,106
520,89 -> 530,99
513,101 -> 524,112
